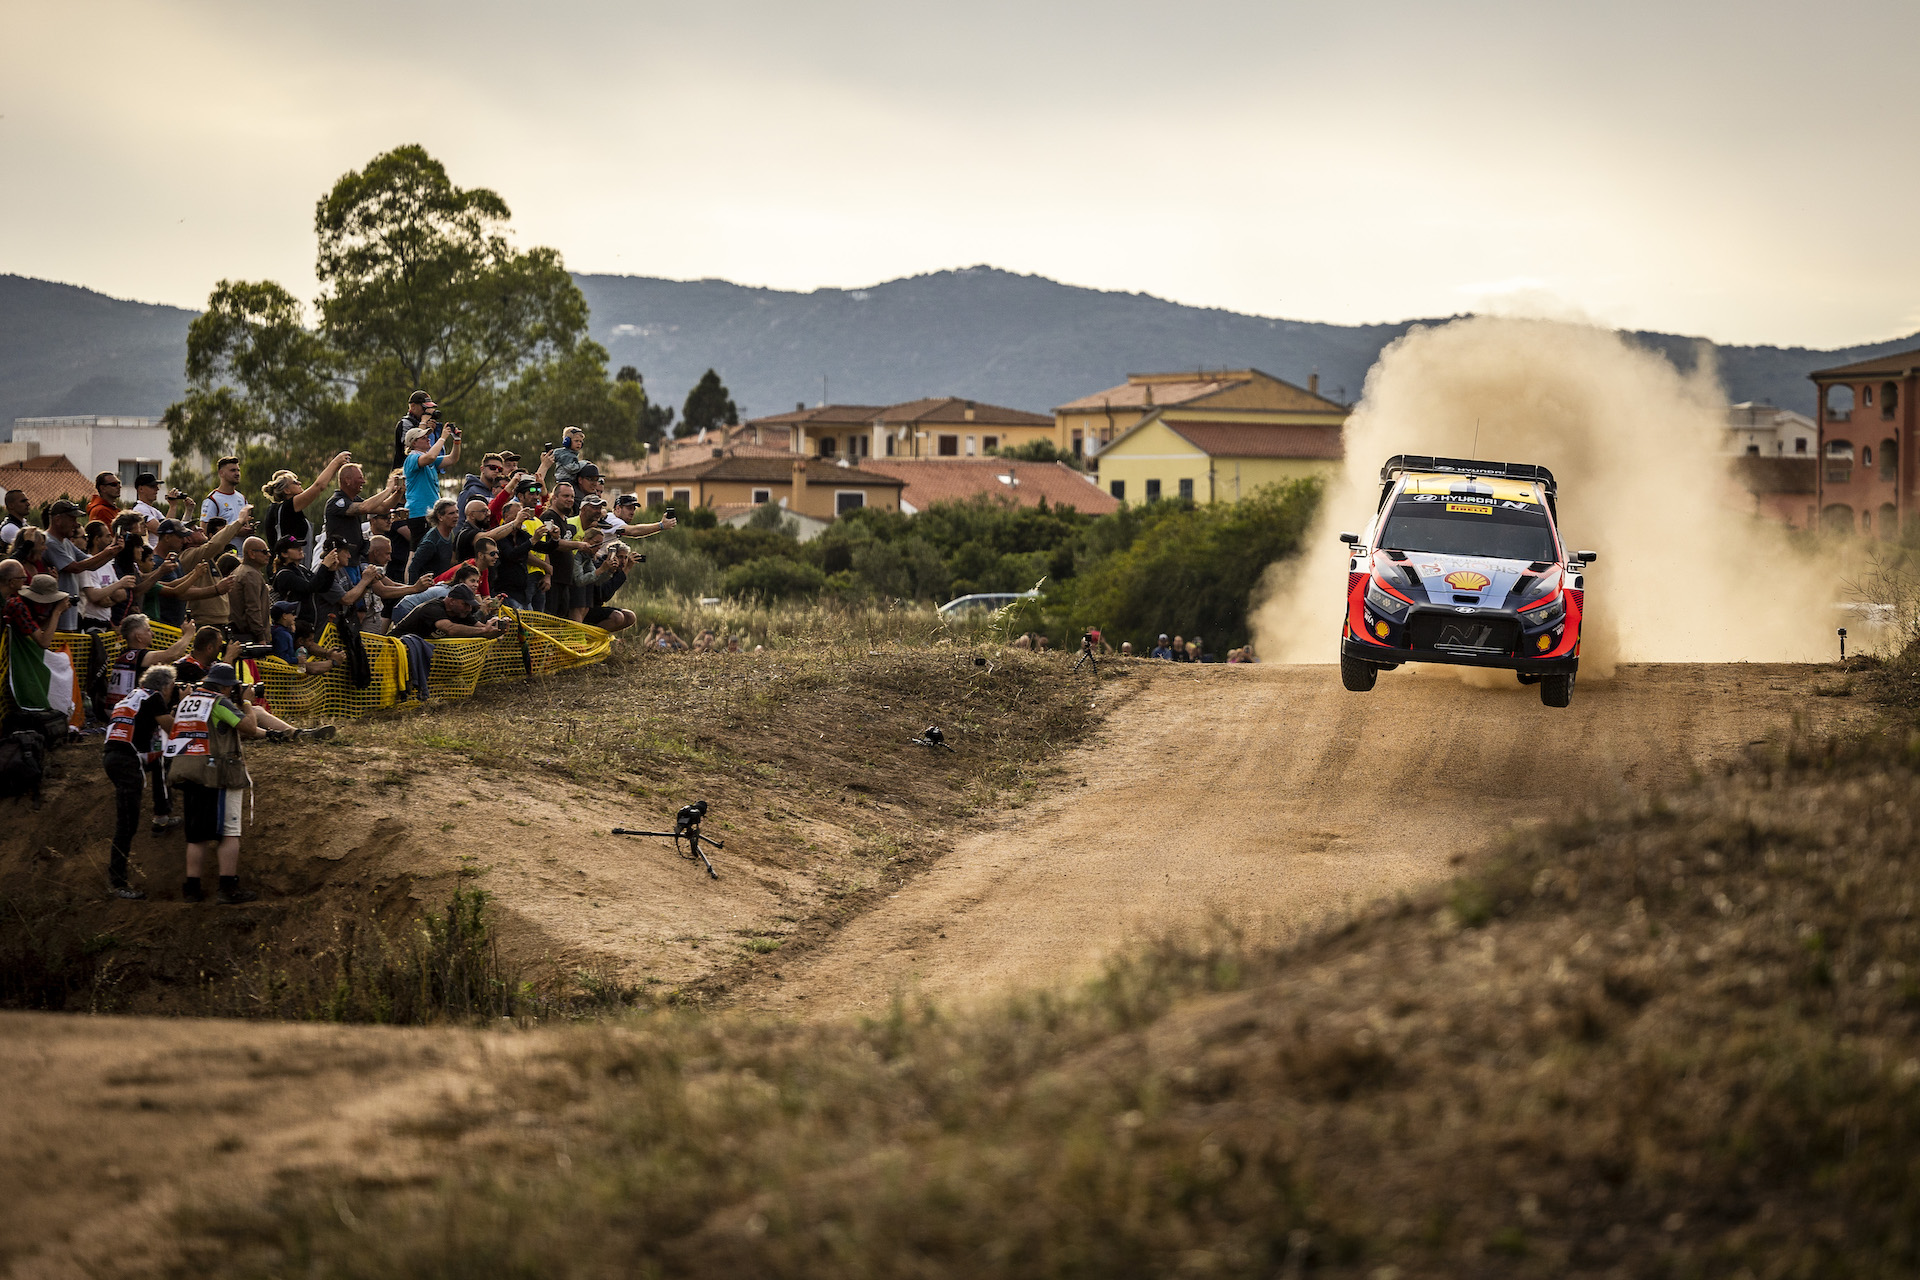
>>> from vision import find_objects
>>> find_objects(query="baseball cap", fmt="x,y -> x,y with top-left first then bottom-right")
276,533 -> 306,554
405,426 -> 431,447
613,492 -> 640,507
201,662 -> 239,689
446,583 -> 478,606
47,499 -> 79,518
410,390 -> 432,405
134,472 -> 159,488
580,495 -> 607,509
572,463 -> 601,483
157,518 -> 187,538
271,600 -> 298,618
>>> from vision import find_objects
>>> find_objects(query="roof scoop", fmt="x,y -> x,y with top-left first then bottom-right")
1448,483 -> 1492,497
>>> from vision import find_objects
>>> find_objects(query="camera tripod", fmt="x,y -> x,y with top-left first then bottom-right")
613,800 -> 721,879
1070,636 -> 1099,675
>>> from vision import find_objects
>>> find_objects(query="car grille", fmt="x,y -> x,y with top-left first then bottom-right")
1407,611 -> 1519,656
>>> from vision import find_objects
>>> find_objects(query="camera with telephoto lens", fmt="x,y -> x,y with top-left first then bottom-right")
239,643 -> 275,660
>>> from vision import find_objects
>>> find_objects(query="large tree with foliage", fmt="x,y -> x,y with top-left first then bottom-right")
677,368 -> 738,439
164,146 -> 653,502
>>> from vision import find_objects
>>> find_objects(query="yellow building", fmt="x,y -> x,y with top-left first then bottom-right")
1093,415 -> 1342,506
637,453 -> 904,520
742,397 -> 1055,462
1054,368 -> 1347,460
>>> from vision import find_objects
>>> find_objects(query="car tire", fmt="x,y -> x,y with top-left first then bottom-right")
1340,654 -> 1378,692
1540,672 -> 1573,707
1516,672 -> 1542,686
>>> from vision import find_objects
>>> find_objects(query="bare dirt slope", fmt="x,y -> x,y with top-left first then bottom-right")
738,662 -> 1872,1018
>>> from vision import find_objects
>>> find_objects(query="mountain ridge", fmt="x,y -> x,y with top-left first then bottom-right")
3,268 -> 1912,439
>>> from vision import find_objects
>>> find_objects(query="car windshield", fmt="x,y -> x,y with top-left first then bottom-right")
1379,500 -> 1556,562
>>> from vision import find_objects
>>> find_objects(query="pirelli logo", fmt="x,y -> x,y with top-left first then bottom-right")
1445,502 -> 1493,515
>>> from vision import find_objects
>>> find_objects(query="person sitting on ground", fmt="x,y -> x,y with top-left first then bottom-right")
645,622 -> 688,651
102,662 -> 178,899
579,542 -> 637,632
269,601 -> 300,664
1150,633 -> 1174,660
1169,633 -> 1188,662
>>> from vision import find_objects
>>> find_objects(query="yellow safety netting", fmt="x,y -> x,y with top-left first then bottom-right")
0,610 -> 612,725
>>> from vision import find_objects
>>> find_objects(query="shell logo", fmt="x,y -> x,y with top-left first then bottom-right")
1374,620 -> 1390,639
1444,570 -> 1491,592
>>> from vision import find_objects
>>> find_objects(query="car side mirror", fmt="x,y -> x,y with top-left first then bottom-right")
1338,532 -> 1360,545
1576,549 -> 1599,564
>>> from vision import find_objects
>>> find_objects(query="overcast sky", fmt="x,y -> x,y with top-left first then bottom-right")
4,0 -> 1916,347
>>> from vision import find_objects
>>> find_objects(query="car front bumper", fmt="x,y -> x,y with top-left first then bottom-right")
1342,634 -> 1579,675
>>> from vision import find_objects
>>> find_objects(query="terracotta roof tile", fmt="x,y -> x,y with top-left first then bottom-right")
873,397 -> 1052,427
0,455 -> 95,509
744,404 -> 887,427
1055,379 -> 1238,412
1158,421 -> 1345,460
640,454 -> 904,487
859,459 -> 1118,514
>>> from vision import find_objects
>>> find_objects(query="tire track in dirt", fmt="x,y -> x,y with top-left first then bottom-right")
745,662 -> 1872,1018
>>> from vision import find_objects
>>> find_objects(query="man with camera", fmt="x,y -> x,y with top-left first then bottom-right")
400,423 -> 459,578
392,391 -> 436,469
165,661 -> 267,904
129,473 -> 175,546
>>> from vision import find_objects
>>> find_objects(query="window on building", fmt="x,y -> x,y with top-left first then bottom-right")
672,488 -> 692,508
1827,439 -> 1853,459
963,436 -> 977,456
858,435 -> 869,457
938,435 -> 959,456
1827,385 -> 1855,419
982,436 -> 999,452
1882,503 -> 1899,538
1145,479 -> 1162,501
819,437 -> 836,457
1178,477 -> 1194,501
646,488 -> 665,507
1746,444 -> 1760,455
751,488 -> 771,505
118,459 -> 163,490
1864,508 -> 1874,533
1109,479 -> 1125,500
1072,430 -> 1083,457
885,435 -> 896,457
1885,383 -> 1900,419
1883,439 -> 1899,482
1795,437 -> 1807,454
1822,504 -> 1855,534
1865,385 -> 1875,407
835,490 -> 865,514
1864,446 -> 1874,468
1827,462 -> 1853,485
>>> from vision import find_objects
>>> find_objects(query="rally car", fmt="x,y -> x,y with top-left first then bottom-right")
1338,455 -> 1595,707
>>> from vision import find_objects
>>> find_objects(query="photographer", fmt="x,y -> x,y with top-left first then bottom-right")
484,499 -> 537,610
392,391 -> 436,470
270,535 -> 338,629
391,561 -> 480,625
165,662 -> 265,904
539,483 -> 601,622
102,663 -> 178,899
75,521 -> 138,629
400,425 -> 459,579
581,540 -> 638,632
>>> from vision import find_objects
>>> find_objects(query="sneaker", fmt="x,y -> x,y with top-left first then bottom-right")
151,814 -> 183,834
111,884 -> 147,901
294,725 -> 337,744
216,886 -> 259,905
265,728 -> 293,743
181,880 -> 205,903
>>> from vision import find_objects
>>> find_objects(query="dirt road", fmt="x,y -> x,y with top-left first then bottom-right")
0,661 -> 1871,1278
744,662 -> 1871,1017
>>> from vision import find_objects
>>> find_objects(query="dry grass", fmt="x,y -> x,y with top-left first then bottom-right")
170,727 -> 1920,1277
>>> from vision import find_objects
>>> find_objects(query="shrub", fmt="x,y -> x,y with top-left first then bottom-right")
723,556 -> 827,601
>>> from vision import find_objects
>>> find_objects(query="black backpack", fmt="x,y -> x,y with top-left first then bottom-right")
2,707 -> 69,753
0,730 -> 47,802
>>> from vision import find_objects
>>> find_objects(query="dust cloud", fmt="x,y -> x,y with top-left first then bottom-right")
1253,316 -> 1835,669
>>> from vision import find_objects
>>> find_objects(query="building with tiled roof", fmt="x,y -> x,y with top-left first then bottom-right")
860,458 -> 1119,516
740,397 -> 1054,463
1053,368 -> 1347,462
1094,411 -> 1344,507
1810,344 -> 1920,536
0,453 -> 95,511
631,453 -> 904,521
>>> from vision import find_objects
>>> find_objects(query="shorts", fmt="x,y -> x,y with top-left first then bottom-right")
583,604 -> 621,627
571,585 -> 594,613
180,781 -> 245,842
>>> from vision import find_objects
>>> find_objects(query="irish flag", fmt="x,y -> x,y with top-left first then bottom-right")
6,632 -> 75,719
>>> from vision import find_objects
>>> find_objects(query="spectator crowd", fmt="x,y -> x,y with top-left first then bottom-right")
1,394 -> 675,903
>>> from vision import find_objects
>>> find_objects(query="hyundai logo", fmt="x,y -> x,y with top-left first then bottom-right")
1454,606 -> 1476,614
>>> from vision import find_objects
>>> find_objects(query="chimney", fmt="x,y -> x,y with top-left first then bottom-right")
1144,383 -> 1153,406
791,456 -> 808,514
796,401 -> 805,412
1309,372 -> 1320,396
964,399 -> 976,422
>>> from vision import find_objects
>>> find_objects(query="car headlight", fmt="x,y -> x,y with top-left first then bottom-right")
1514,569 -> 1561,608
1521,595 -> 1565,628
1365,579 -> 1410,619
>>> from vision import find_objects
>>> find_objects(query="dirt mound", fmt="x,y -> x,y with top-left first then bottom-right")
0,644 -> 1125,1018
7,672 -> 1914,1277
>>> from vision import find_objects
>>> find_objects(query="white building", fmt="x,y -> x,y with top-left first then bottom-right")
8,415 -> 170,488
1725,403 -> 1817,458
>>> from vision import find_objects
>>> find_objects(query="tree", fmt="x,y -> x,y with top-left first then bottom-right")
314,145 -> 585,410
164,145 -> 615,486
678,369 -> 738,438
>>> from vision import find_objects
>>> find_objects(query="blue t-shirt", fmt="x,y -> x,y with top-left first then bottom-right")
403,451 -> 444,518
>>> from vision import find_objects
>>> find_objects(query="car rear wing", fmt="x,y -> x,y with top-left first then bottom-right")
1377,455 -> 1558,514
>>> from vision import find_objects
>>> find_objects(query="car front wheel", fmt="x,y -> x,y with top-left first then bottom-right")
1340,654 -> 1378,692
1540,672 -> 1573,707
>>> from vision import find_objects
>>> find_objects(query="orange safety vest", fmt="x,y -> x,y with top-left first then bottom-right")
165,691 -> 216,758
